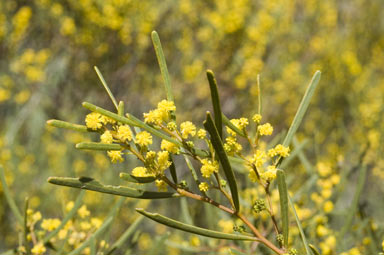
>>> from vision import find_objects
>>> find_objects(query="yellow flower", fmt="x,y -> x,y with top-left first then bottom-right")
223,136 -> 242,155
252,114 -> 262,123
31,242 -> 46,255
107,150 -> 124,163
100,115 -> 116,125
180,121 -> 196,139
260,165 -> 277,181
157,151 -> 171,173
41,218 -> 61,231
250,150 -> 266,167
155,180 -> 167,191
100,130 -> 113,144
117,125 -> 132,142
197,129 -> 206,139
91,217 -> 102,228
200,159 -> 219,178
161,139 -> 180,154
316,225 -> 329,237
85,112 -> 102,130
258,123 -> 273,136
78,205 -> 90,218
131,167 -> 151,177
270,144 -> 290,157
144,100 -> 175,125
135,131 -> 152,147
199,182 -> 209,192
157,100 -> 176,113
66,201 -> 74,212
323,201 -> 334,213
226,118 -> 248,136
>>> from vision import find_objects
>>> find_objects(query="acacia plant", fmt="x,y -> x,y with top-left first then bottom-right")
47,31 -> 321,255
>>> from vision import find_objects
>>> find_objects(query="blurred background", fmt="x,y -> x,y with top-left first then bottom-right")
1,0 -> 383,254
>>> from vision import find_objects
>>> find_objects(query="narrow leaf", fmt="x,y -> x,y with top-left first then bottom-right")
136,208 -> 259,241
94,66 -> 118,110
309,244 -> 321,255
43,190 -> 85,243
207,70 -> 223,139
46,120 -> 90,132
222,114 -> 246,137
282,71 -> 321,148
118,101 -> 124,116
169,156 -> 178,183
276,169 -> 289,247
0,165 -> 23,225
75,142 -> 122,151
289,195 -> 311,255
48,177 -> 178,199
119,172 -> 155,184
204,112 -> 239,211
151,31 -> 173,102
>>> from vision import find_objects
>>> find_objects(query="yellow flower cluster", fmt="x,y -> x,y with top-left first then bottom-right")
226,118 -> 249,136
116,125 -> 133,142
31,242 -> 46,255
132,167 -> 154,177
41,218 -> 61,231
252,114 -> 262,123
85,112 -> 103,130
135,131 -> 153,147
199,182 -> 209,192
100,130 -> 113,144
258,123 -> 273,136
260,165 -> 277,181
161,139 -> 180,154
200,159 -> 219,178
180,121 -> 196,139
107,150 -> 124,163
155,180 -> 167,191
268,144 -> 290,158
223,136 -> 242,155
144,100 -> 176,125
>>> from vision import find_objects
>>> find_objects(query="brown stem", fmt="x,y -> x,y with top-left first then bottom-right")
162,176 -> 284,254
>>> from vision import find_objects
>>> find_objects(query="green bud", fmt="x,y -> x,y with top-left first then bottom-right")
252,199 -> 266,213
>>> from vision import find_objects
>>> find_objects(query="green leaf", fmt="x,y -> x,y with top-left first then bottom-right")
309,244 -> 321,255
151,31 -> 173,102
222,114 -> 246,137
106,216 -> 144,255
281,71 -> 321,149
0,165 -> 23,225
48,177 -> 178,199
82,102 -> 209,157
288,195 -> 311,255
338,165 -> 367,240
75,142 -> 123,151
118,101 -> 124,116
204,112 -> 240,211
94,66 -> 118,111
46,119 -> 90,133
119,172 -> 155,184
276,169 -> 289,247
207,70 -> 223,139
169,156 -> 178,183
43,190 -> 86,243
136,208 -> 259,241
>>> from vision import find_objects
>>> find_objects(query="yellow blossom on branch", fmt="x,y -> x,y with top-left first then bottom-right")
85,112 -> 103,130
258,123 -> 273,136
199,182 -> 209,192
107,150 -> 124,163
180,121 -> 196,139
135,131 -> 152,147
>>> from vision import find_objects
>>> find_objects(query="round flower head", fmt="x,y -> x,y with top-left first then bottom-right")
100,130 -> 113,144
107,150 -> 124,163
117,125 -> 132,142
199,182 -> 209,192
85,112 -> 103,130
252,114 -> 262,123
258,123 -> 273,136
135,131 -> 152,147
161,139 -> 180,154
180,121 -> 196,139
